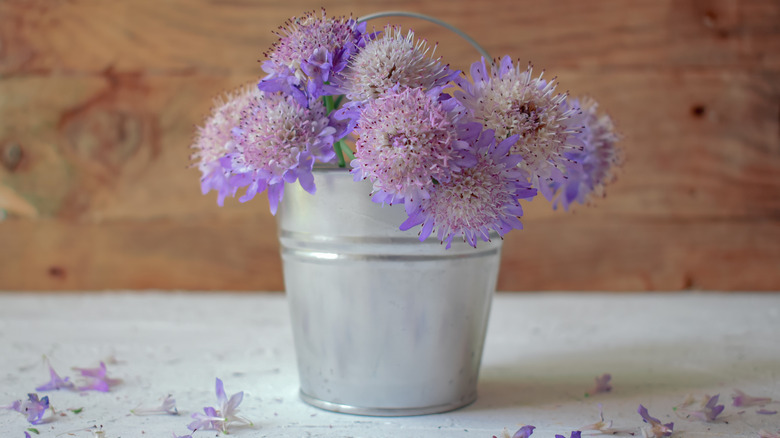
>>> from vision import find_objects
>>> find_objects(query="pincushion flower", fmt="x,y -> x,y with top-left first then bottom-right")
191,84 -> 260,206
225,91 -> 337,214
351,86 -> 477,204
400,130 -> 537,248
454,56 -> 584,195
551,97 -> 621,210
334,25 -> 457,102
259,9 -> 366,103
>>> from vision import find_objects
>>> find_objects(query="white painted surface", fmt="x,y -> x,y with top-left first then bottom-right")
0,292 -> 778,437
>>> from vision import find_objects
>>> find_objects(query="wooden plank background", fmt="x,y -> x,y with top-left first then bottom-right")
0,0 -> 778,291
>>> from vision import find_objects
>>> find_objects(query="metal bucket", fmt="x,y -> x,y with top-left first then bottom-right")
276,168 -> 502,416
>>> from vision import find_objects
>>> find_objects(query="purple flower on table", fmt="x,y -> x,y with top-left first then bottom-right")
638,404 -> 674,437
732,389 -> 773,407
350,86 -> 477,204
73,361 -> 121,392
131,395 -> 178,416
35,359 -> 74,391
188,378 -> 252,434
259,9 -> 366,103
3,394 -> 50,425
224,90 -> 337,215
676,394 -> 724,422
555,432 -> 581,438
453,56 -> 584,196
399,130 -> 537,248
332,26 -> 457,103
757,409 -> 778,415
493,425 -> 535,438
591,373 -> 612,394
549,97 -> 621,210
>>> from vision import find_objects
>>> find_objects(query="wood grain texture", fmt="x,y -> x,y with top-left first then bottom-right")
1,0 -> 778,291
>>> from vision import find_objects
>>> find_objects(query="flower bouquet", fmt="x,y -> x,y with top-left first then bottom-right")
191,9 -> 621,249
190,10 -> 622,416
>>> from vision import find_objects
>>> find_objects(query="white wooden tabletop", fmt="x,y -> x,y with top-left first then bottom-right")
1,292 -> 778,437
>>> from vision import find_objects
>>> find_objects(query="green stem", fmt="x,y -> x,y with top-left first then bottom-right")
323,95 -> 347,167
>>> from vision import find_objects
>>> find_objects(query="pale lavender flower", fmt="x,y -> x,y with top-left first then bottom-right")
759,430 -> 780,438
551,97 -> 621,210
259,9 -> 366,102
224,90 -> 336,214
188,378 -> 252,434
351,86 -> 478,204
400,130 -> 536,248
3,394 -> 49,425
131,395 -> 178,415
73,362 -> 121,392
454,56 -> 583,195
638,404 -> 674,437
35,358 -> 74,391
591,373 -> 612,394
675,394 -> 724,422
757,409 -> 777,415
732,389 -> 773,407
555,432 -> 581,438
25,432 -> 32,438
334,26 -> 457,103
191,83 -> 260,206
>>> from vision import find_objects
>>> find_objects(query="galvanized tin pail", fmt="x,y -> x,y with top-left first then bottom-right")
276,167 -> 503,416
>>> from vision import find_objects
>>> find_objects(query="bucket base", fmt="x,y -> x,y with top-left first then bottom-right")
299,390 -> 477,417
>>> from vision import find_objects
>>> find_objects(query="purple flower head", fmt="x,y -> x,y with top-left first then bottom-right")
333,25 -> 458,103
638,404 -> 674,437
454,56 -> 583,195
351,86 -> 477,204
550,97 -> 621,210
555,432 -> 581,438
223,90 -> 336,214
3,394 -> 49,425
259,9 -> 366,101
35,358 -> 74,391
400,130 -> 537,248
191,83 -> 261,206
732,389 -> 773,407
187,378 -> 252,434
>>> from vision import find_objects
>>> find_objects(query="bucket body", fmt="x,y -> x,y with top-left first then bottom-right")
277,168 -> 502,416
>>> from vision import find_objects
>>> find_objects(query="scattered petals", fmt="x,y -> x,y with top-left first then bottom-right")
494,425 -> 535,438
555,432 -> 581,438
591,373 -> 612,394
732,389 -> 773,407
188,378 -> 252,434
3,394 -> 50,425
73,362 -> 122,392
131,395 -> 178,415
35,358 -> 74,391
675,394 -> 725,422
756,409 -> 777,415
638,404 -> 674,437
579,403 -> 633,435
